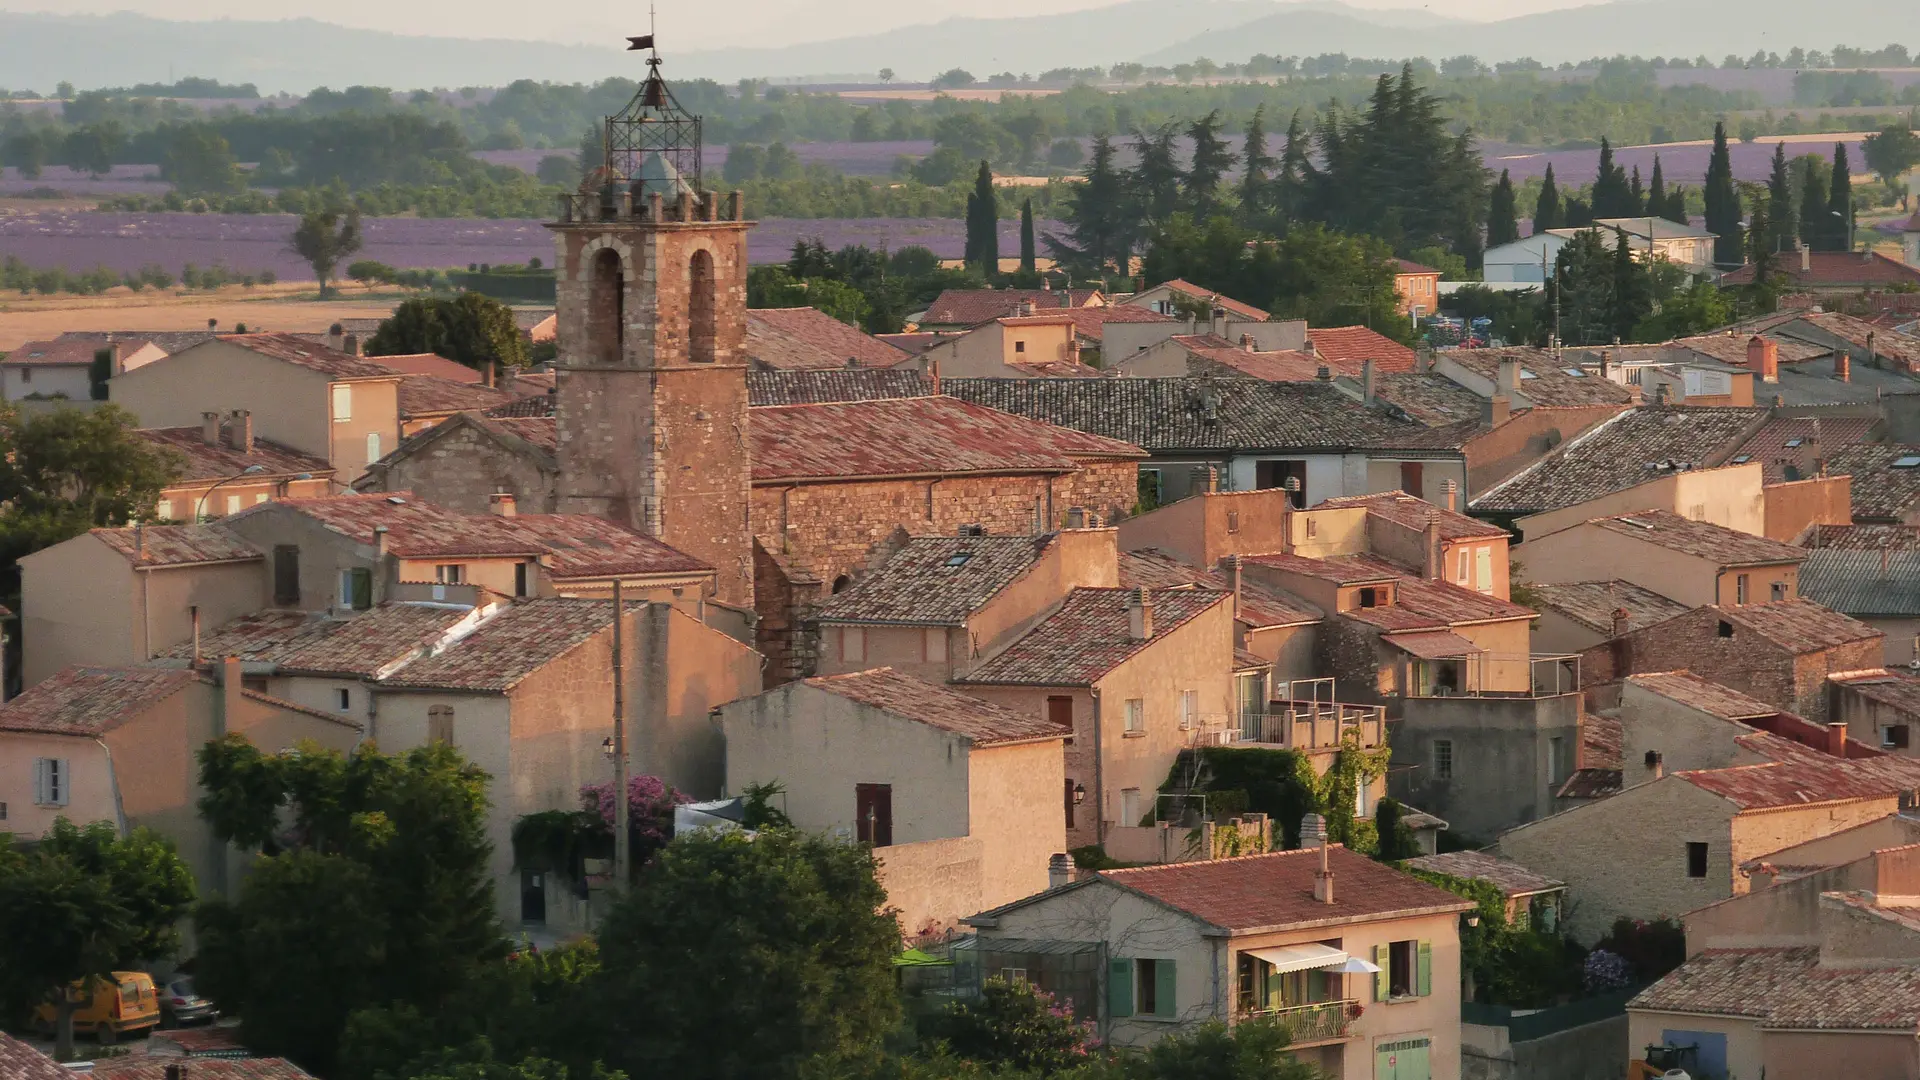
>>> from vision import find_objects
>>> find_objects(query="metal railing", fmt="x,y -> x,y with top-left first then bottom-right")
1200,704 -> 1385,751
1239,999 -> 1358,1044
1406,653 -> 1582,698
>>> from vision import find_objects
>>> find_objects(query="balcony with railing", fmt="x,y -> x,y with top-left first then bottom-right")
1236,998 -> 1359,1045
1189,677 -> 1386,752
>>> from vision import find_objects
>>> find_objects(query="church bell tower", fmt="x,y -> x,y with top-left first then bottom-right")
548,41 -> 753,609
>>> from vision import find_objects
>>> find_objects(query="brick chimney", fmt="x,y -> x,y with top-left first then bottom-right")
1205,465 -> 1219,493
1653,382 -> 1673,405
1827,721 -> 1850,758
1497,358 -> 1522,398
1481,394 -> 1511,427
1611,607 -> 1631,639
1362,358 -> 1376,404
1127,586 -> 1154,641
1301,813 -> 1334,903
1423,510 -> 1443,580
201,410 -> 221,446
222,655 -> 243,736
1599,348 -> 1612,379
343,333 -> 360,356
489,492 -> 517,517
1748,336 -> 1779,383
928,357 -> 942,396
228,409 -> 253,453
1443,478 -> 1458,512
1836,350 -> 1852,383
1800,242 -> 1811,272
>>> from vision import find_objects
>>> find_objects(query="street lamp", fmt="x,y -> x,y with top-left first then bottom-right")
1831,205 -> 1856,252
196,464 -> 267,521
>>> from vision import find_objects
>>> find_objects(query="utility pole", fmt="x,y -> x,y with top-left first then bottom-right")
611,579 -> 629,892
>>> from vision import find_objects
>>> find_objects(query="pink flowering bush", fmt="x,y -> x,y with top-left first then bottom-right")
926,976 -> 1098,1073
579,774 -> 689,868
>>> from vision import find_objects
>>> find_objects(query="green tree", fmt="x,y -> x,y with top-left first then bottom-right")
1142,216 -> 1407,340
1371,798 -> 1421,861
1799,154 -> 1831,249
0,820 -> 196,1060
367,293 -> 529,371
160,126 -> 244,195
61,123 -> 124,178
1487,169 -> 1519,247
1238,105 -> 1276,226
1046,134 -> 1131,277
1589,138 -> 1633,217
1543,228 -> 1615,345
1019,198 -> 1037,275
1080,1017 -> 1321,1080
1765,142 -> 1796,255
1647,155 -> 1670,221
1862,124 -> 1920,203
963,160 -> 999,275
922,977 -> 1094,1074
595,829 -> 899,1080
1533,163 -> 1561,233
2,130 -> 49,180
290,206 -> 364,296
535,155 -> 577,186
1130,124 -> 1184,225
1828,141 -> 1856,251
1273,109 -> 1314,228
1182,109 -> 1236,219
1704,122 -> 1742,264
1607,229 -> 1653,343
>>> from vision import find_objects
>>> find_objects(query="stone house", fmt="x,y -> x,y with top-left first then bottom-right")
1579,599 -> 1886,721
1514,509 -> 1805,608
1613,671 -> 1871,788
964,843 -> 1473,1079
912,313 -> 1094,377
916,287 -> 1107,331
718,667 -> 1068,937
0,661 -> 361,899
1399,849 -> 1565,931
138,415 -> 335,522
1116,548 -> 1324,701
1525,580 -> 1690,654
1798,547 -> 1920,664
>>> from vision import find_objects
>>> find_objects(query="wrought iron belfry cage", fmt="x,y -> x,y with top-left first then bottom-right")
560,41 -> 707,223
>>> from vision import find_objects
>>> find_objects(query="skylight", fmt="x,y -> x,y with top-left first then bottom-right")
945,552 -> 972,567
1731,455 -> 1752,464
1518,370 -> 1538,379
1783,438 -> 1804,448
1895,456 -> 1920,469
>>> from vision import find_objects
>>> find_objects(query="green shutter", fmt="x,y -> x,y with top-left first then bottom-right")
1108,958 -> 1133,1018
1374,944 -> 1390,1002
1154,959 -> 1176,1018
1416,940 -> 1433,997
350,567 -> 372,610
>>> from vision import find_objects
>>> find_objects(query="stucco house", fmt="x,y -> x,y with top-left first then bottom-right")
719,667 -> 1068,937
1516,509 -> 1806,608
911,313 -> 1096,378
964,843 -> 1473,1079
138,412 -> 335,522
1,337 -> 166,404
1524,580 -> 1690,655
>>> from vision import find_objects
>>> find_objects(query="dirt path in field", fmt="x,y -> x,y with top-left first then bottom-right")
0,284 -> 399,351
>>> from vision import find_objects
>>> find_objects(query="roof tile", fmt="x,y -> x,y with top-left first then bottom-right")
746,369 -> 932,405
802,668 -> 1069,746
750,396 -> 1143,482
745,307 -> 912,370
377,597 -> 629,691
138,426 -> 333,484
814,535 -> 1056,625
1628,670 -> 1779,720
92,525 -> 262,567
1118,549 -> 1322,628
923,289 -> 1105,326
0,666 -> 202,735
958,587 -> 1227,687
1306,325 -> 1417,373
1676,755 -> 1920,809
210,333 -> 404,381
1142,280 -> 1268,321
1472,406 -> 1767,514
1400,849 -> 1564,897
1829,443 -> 1920,522
1799,548 -> 1920,617
1630,946 -> 1920,1031
1098,844 -> 1472,931
1526,580 -> 1690,635
1588,510 -> 1807,566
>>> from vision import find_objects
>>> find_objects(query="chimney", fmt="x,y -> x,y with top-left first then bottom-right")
1362,358 -> 1376,404
222,655 -> 242,736
1066,335 -> 1082,366
1301,813 -> 1334,903
229,409 -> 253,453
1018,299 -> 1036,317
1611,607 -> 1631,640
1800,242 -> 1811,272
1316,364 -> 1333,381
1443,478 -> 1458,513
1836,350 -> 1852,383
1066,506 -> 1088,528
201,410 -> 221,446
1240,334 -> 1255,352
489,491 -> 517,517
1497,358 -> 1521,398
1222,554 -> 1244,616
1599,348 -> 1612,379
1480,394 -> 1511,427
135,523 -> 146,560
373,524 -> 389,558
1826,721 -> 1850,758
1748,336 -> 1779,383
1415,344 -> 1435,373
1645,749 -> 1664,780
484,362 -> 497,389
1047,852 -> 1072,890
1041,278 -> 1052,291
1868,330 -> 1878,369
326,323 -> 344,352
165,1063 -> 187,1080
1128,586 -> 1154,641
1206,465 -> 1219,494
1423,510 -> 1442,580
1210,306 -> 1228,338
1653,382 -> 1673,405
343,333 -> 360,356
927,356 -> 942,396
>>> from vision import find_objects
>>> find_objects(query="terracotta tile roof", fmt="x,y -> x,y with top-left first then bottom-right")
1343,555 -> 1535,625
212,333 -> 404,381
1382,628 -> 1482,657
138,426 -> 333,483
958,587 -> 1228,687
1628,671 -> 1779,720
1053,304 -> 1175,342
90,1058 -> 315,1080
802,667 -> 1069,746
1832,672 -> 1920,717
814,535 -> 1056,625
1118,549 -> 1323,628
1671,332 -> 1830,367
1789,313 -> 1920,372
148,1025 -> 247,1056
0,1033 -> 75,1080
1306,325 -> 1417,374
1317,490 -> 1509,541
1630,946 -> 1920,1031
875,332 -> 953,354
483,394 -> 558,419
366,352 -> 482,383
1676,755 -> 1920,810
269,604 -> 479,677
1370,372 -> 1486,425
1556,768 -> 1622,799
1799,548 -> 1920,617
745,307 -> 911,370
750,396 -> 1143,482
92,525 -> 262,567
1145,279 -> 1269,321
0,666 -> 202,735
943,378 -> 1447,454
1803,524 -> 1920,550
1400,849 -> 1564,897
1710,598 -> 1884,653
1443,348 -> 1636,407
1722,252 -> 1920,289
503,514 -> 711,578
57,329 -> 217,354
1243,551 -> 1399,587
1096,844 -> 1472,931
1395,259 -> 1440,275
233,493 -> 544,559
1,338 -> 113,366
485,415 -> 559,452
1526,580 -> 1690,635
1727,415 -> 1879,484
1583,710 -> 1623,769
1172,334 -> 1332,381
376,597 -> 630,692
1471,407 -> 1767,514
160,610 -> 339,665
1828,443 -> 1920,522
397,375 -> 516,418
922,288 -> 1105,326
1588,510 -> 1807,567
746,369 -> 932,405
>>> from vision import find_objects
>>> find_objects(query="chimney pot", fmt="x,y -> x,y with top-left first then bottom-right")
1422,510 -> 1442,580
1748,336 -> 1780,383
1128,586 -> 1154,641
1611,607 -> 1631,639
201,410 -> 221,446
1827,721 -> 1850,758
1206,465 -> 1219,494
1444,478 -> 1458,512
1047,852 -> 1072,890
489,492 -> 517,517
1497,357 -> 1522,397
1362,358 -> 1377,403
1836,350 -> 1852,383
1599,348 -> 1612,379
229,409 -> 253,454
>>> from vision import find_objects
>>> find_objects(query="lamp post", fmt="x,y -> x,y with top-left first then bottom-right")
195,464 -> 267,521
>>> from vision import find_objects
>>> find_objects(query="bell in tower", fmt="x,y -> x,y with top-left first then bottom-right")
548,37 -> 755,610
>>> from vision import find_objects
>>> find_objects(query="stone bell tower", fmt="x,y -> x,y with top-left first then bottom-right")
548,43 -> 753,609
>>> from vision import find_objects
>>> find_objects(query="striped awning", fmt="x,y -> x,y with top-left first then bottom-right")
1246,943 -> 1349,974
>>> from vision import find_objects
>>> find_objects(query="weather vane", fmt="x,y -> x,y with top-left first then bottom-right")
626,4 -> 658,67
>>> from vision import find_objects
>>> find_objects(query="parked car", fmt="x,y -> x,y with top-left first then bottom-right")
31,972 -> 160,1043
159,976 -> 218,1027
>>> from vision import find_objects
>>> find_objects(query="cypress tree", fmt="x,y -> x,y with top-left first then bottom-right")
1563,195 -> 1594,228
1591,138 -> 1631,217
1019,197 -> 1036,275
1488,168 -> 1520,247
965,160 -> 998,274
1828,142 -> 1855,251
1799,155 -> 1828,249
1609,227 -> 1652,342
1664,186 -> 1688,225
1628,165 -> 1645,217
1239,105 -> 1277,224
1534,164 -> 1562,233
1704,122 -> 1742,265
1648,156 -> 1668,220
1766,142 -> 1796,255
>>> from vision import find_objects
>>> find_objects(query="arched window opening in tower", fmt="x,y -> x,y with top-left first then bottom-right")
589,248 -> 624,365
689,248 -> 716,363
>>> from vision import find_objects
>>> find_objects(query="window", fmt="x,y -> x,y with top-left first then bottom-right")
338,568 -> 371,611
366,432 -> 382,462
1717,620 -> 1734,638
18,366 -> 29,383
855,783 -> 892,846
1456,550 -> 1470,584
1771,581 -> 1788,601
0,801 -> 7,820
1895,455 -> 1920,469
255,493 -> 269,504
331,384 -> 352,421
33,758 -> 68,807
273,545 -> 301,606
1358,587 -> 1381,608
1548,736 -> 1566,785
1433,739 -> 1454,780
226,494 -> 241,515
842,626 -> 866,663
944,552 -> 971,568
1373,939 -> 1432,1001
689,249 -> 716,363
1687,841 -> 1709,878
156,499 -> 173,521
1735,574 -> 1749,605
1109,958 -> 1176,1019
1305,518 -> 1318,538
1226,510 -> 1239,534
1014,339 -> 1027,354
1178,690 -> 1197,730
1125,698 -> 1144,734
335,688 -> 351,711
1254,459 -> 1306,504
1000,967 -> 1029,984
1783,437 -> 1803,448
1884,725 -> 1911,749
1399,461 -> 1424,494
514,562 -> 530,597
435,564 -> 465,584
1121,788 -> 1142,825
924,628 -> 948,663
1475,546 -> 1494,593
428,705 -> 454,745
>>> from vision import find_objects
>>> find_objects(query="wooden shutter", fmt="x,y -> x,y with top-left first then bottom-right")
1373,944 -> 1390,1002
33,759 -> 47,805
1107,958 -> 1133,1018
1153,960 -> 1176,1018
350,568 -> 373,610
1416,940 -> 1433,997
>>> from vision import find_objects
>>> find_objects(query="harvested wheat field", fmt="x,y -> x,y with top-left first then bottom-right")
0,285 -> 397,351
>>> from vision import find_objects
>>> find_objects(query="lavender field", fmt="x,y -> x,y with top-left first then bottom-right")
0,164 -> 172,197
476,140 -> 932,179
1482,134 -> 1875,187
0,209 -> 1043,278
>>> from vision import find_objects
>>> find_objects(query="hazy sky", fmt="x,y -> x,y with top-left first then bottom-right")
0,0 -> 1598,50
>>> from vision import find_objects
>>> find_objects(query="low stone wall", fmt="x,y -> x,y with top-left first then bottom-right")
874,835 -> 985,939
1462,1014 -> 1628,1080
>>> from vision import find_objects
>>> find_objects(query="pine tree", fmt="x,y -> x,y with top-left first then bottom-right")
1239,105 -> 1277,225
1564,195 -> 1594,228
1488,168 -> 1520,247
964,160 -> 998,275
1765,141 -> 1796,256
1609,227 -> 1652,342
1704,122 -> 1742,265
1664,185 -> 1689,224
1131,124 -> 1183,224
1628,165 -> 1645,216
1534,163 -> 1562,233
1019,197 -> 1036,275
1799,155 -> 1828,249
1828,142 -> 1855,251
1275,109 -> 1314,226
1044,134 -> 1130,278
1648,156 -> 1669,220
1183,109 -> 1236,218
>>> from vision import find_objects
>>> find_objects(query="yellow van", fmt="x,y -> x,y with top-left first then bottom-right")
32,972 -> 161,1042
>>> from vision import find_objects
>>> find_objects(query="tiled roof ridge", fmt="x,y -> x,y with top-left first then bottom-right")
1099,844 -> 1328,877
1470,407 -> 1635,506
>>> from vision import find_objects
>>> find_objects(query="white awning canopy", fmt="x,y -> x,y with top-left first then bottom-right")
1246,943 -> 1349,974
